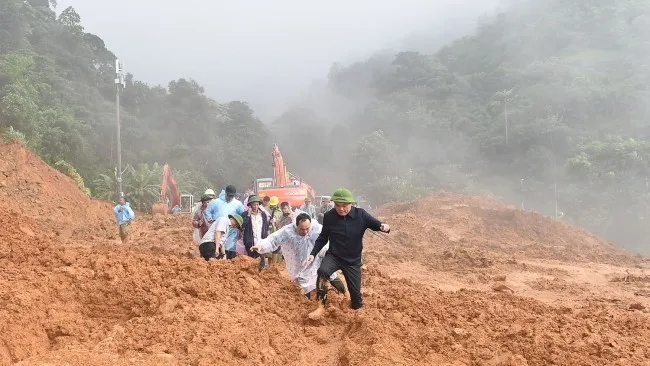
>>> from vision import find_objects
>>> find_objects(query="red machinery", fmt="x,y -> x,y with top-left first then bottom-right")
255,144 -> 315,207
152,163 -> 181,215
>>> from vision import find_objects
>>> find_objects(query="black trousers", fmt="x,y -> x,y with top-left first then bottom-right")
317,254 -> 363,309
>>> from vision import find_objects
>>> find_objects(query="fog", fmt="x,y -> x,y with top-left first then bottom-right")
56,0 -> 499,119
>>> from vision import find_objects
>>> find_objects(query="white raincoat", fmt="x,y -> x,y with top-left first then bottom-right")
257,217 -> 336,293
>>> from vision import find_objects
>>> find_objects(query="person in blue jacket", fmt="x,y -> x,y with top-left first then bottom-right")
114,196 -> 135,244
206,185 -> 245,222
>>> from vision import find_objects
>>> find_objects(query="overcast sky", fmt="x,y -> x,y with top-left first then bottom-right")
56,0 -> 499,120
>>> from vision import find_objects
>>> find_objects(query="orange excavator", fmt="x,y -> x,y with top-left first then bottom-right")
152,163 -> 181,215
255,144 -> 315,208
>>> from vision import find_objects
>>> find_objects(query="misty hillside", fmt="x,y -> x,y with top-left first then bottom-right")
272,0 -> 650,253
1,0 -> 649,253
0,0 -> 270,205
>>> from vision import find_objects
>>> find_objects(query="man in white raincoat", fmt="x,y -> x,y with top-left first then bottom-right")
251,212 -> 346,298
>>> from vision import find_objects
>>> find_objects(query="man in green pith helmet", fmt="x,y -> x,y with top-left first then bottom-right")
303,188 -> 390,320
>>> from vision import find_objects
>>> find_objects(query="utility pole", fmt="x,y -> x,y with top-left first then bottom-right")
115,59 -> 126,199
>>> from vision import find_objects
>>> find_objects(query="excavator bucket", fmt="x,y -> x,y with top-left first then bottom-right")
152,202 -> 168,215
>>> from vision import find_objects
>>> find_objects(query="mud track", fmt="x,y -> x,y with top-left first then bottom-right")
1,142 -> 649,365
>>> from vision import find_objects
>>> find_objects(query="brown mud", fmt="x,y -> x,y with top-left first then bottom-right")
1,142 -> 649,366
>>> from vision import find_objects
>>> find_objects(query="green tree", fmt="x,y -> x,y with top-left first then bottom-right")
123,163 -> 162,212
490,88 -> 516,146
57,6 -> 83,34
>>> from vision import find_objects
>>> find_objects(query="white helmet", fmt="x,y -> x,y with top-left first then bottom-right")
204,189 -> 216,196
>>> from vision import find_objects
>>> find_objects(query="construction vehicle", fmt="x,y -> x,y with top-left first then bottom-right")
180,194 -> 194,212
152,163 -> 181,215
254,144 -> 315,208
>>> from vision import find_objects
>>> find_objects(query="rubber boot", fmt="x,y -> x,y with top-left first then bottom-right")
330,277 -> 347,294
258,256 -> 267,272
308,281 -> 328,320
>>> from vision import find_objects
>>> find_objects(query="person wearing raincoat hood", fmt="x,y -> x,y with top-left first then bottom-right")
206,185 -> 245,222
114,196 -> 135,245
251,212 -> 346,298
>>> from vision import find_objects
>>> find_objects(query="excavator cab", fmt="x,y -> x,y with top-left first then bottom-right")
180,194 -> 194,212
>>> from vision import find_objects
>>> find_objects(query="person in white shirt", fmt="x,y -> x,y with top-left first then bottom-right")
200,215 -> 235,260
251,212 -> 346,298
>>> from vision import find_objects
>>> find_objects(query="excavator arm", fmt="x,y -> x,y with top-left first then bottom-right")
257,144 -> 316,207
159,164 -> 169,203
152,163 -> 180,214
272,144 -> 287,187
168,172 -> 180,208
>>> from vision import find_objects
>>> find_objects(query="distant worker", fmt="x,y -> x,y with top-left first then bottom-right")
193,189 -> 216,216
316,197 -> 331,224
251,213 -> 346,299
268,196 -> 282,232
206,185 -> 244,222
258,194 -> 272,217
304,188 -> 390,319
192,194 -> 212,241
299,197 -> 316,218
171,205 -> 181,214
277,201 -> 294,229
262,195 -> 271,212
265,195 -> 284,263
113,196 -> 135,245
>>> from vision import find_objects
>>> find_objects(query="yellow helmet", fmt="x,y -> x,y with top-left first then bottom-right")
269,196 -> 279,206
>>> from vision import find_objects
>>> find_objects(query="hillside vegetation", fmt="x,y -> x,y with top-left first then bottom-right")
1,0 -> 649,252
0,0 -> 270,208
273,0 -> 650,253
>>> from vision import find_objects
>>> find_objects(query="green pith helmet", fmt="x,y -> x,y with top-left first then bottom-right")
331,188 -> 355,204
229,214 -> 243,228
247,194 -> 263,206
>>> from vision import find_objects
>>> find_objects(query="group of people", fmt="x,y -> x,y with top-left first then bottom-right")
190,185 -> 390,318
115,184 -> 390,319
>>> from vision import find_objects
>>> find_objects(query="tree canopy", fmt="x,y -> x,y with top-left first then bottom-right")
0,0 -> 271,202
272,0 -> 650,253
2,0 -> 650,252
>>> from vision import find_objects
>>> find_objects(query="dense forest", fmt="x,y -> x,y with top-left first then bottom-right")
1,0 -> 649,253
273,0 -> 650,253
0,0 -> 271,209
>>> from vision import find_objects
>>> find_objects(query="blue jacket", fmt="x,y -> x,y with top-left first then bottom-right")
206,196 -> 245,221
114,202 -> 135,226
